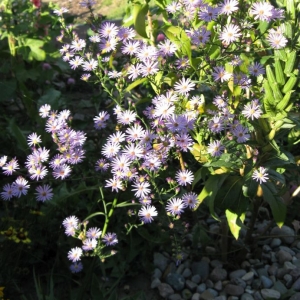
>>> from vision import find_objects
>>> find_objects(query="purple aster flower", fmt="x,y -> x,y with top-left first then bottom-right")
117,110 -> 137,125
27,133 -> 42,147
212,66 -> 232,82
267,30 -> 288,49
99,22 -> 119,39
1,184 -> 14,200
166,198 -> 185,215
12,177 -> 29,198
175,170 -> 194,186
232,125 -> 250,143
52,164 -> 71,179
248,62 -> 265,76
126,124 -> 145,142
29,164 -> 48,181
252,167 -> 269,184
140,60 -> 159,77
35,185 -> 53,202
105,177 -> 123,192
219,0 -> 239,15
117,27 -> 136,41
63,215 -> 79,230
132,181 -> 151,199
101,142 -> 121,159
69,56 -> 84,70
182,192 -> 198,209
2,158 -> 19,175
208,116 -> 224,133
82,238 -> 97,251
207,140 -> 225,157
102,232 -> 118,246
70,262 -> 83,273
198,5 -> 220,21
174,78 -> 196,95
138,205 -> 158,223
250,2 -> 274,21
86,227 -> 102,239
95,158 -> 110,172
108,132 -> 126,144
122,40 -> 140,55
219,24 -> 241,45
191,27 -> 211,46
242,100 -> 262,120
158,39 -> 177,57
68,247 -> 83,262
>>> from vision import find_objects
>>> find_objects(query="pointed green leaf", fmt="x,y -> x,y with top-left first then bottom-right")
261,182 -> 286,227
226,210 -> 245,240
125,77 -> 147,92
133,4 -> 149,39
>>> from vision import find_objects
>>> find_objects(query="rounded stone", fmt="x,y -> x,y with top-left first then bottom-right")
152,268 -> 162,279
260,275 -> 273,288
192,261 -> 210,281
289,292 -> 300,300
151,278 -> 161,289
241,293 -> 254,300
224,284 -> 245,296
241,271 -> 255,282
270,226 -> 295,245
210,267 -> 228,282
166,273 -> 185,291
261,288 -> 281,299
182,288 -> 193,300
229,269 -> 247,280
191,274 -> 201,284
186,280 -> 197,291
196,283 -> 206,293
270,238 -> 282,248
168,294 -> 182,300
182,268 -> 192,278
154,252 -> 170,272
157,283 -> 174,298
191,293 -> 200,300
277,250 -> 293,264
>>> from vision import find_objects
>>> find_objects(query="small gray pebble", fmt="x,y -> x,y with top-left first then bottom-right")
214,296 -> 227,300
214,280 -> 223,291
277,267 -> 289,279
229,269 -> 247,280
182,268 -> 192,278
196,283 -> 206,293
154,252 -> 170,272
199,289 -> 214,300
182,288 -> 193,300
261,288 -> 281,299
151,278 -> 161,289
268,264 -> 278,276
292,277 -> 300,291
205,279 -> 214,288
191,293 -> 200,300
191,274 -> 201,284
225,284 -> 245,296
270,225 -> 295,245
210,259 -> 223,268
242,271 -> 254,282
168,294 -> 182,300
210,267 -> 228,282
241,293 -> 254,300
207,288 -> 218,297
289,292 -> 300,300
270,238 -> 282,248
277,250 -> 293,264
284,261 -> 297,271
185,279 -> 197,291
253,291 -> 263,300
260,275 -> 273,288
152,268 -> 162,279
176,264 -> 185,275
157,283 -> 174,298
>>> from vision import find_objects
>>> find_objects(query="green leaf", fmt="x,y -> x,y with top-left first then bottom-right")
37,88 -> 61,109
133,4 -> 149,39
24,38 -> 46,61
195,174 -> 229,220
125,77 -> 147,92
7,118 -> 28,152
150,71 -> 163,94
226,210 -> 245,240
261,182 -> 286,227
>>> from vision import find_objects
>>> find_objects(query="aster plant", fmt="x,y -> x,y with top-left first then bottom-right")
1,0 -> 300,280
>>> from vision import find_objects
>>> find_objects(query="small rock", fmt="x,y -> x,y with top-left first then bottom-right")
210,267 -> 228,282
268,264 -> 278,276
260,275 -> 273,288
186,280 -> 197,291
169,294 -> 182,300
214,296 -> 226,300
253,291 -> 263,300
214,280 -> 223,291
200,290 -> 215,300
182,268 -> 192,278
273,280 -> 288,295
154,252 -> 170,272
271,225 -> 295,245
242,271 -> 254,282
166,273 -> 185,291
205,279 -> 214,288
277,250 -> 293,264
279,246 -> 296,255
284,261 -> 297,271
197,283 -> 206,293
262,245 -> 272,253
270,238 -> 282,248
191,293 -> 200,300
191,274 -> 201,284
229,269 -> 247,280
290,267 -> 300,280
261,288 -> 281,299
252,278 -> 262,289
210,259 -> 223,268
151,278 -> 161,289
192,261 -> 210,281
225,284 -> 244,296
241,261 -> 251,269
157,283 -> 174,298
207,288 -> 218,297
232,277 -> 246,288
176,264 -> 185,275
257,268 -> 269,277
152,268 -> 162,279
284,274 -> 293,288
289,292 -> 300,300
182,288 -> 193,300
241,294 -> 254,300
205,246 -> 216,254
292,277 -> 300,291
277,267 -> 289,279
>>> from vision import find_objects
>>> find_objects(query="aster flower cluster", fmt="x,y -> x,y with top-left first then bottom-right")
0,105 -> 86,202
62,215 -> 118,271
